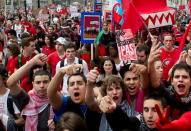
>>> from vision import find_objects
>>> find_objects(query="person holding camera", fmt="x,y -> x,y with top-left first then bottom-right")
55,43 -> 89,96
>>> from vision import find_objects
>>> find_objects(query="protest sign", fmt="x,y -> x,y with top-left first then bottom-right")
81,12 -> 102,43
36,8 -> 49,22
49,9 -> 55,15
94,3 -> 102,13
104,10 -> 111,21
70,5 -> 78,18
116,29 -> 137,61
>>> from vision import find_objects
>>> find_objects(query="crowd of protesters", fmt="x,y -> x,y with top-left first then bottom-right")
0,6 -> 191,131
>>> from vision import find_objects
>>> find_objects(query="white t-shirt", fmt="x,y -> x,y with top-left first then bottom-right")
56,57 -> 89,96
0,89 -> 20,118
12,24 -> 22,35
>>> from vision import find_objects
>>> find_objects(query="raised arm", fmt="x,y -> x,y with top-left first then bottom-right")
7,54 -> 48,95
99,96 -> 140,130
129,64 -> 150,94
148,40 -> 162,88
47,64 -> 83,111
85,67 -> 100,112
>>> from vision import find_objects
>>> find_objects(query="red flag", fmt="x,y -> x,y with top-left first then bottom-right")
121,0 -> 143,35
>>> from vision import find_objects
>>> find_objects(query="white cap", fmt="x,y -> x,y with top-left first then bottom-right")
56,37 -> 67,45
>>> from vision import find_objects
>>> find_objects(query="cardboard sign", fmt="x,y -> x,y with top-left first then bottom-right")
36,8 -> 49,22
50,4 -> 55,9
104,10 -> 111,21
57,5 -> 62,13
70,5 -> 78,18
116,29 -> 137,61
49,9 -> 55,15
81,12 -> 102,43
94,3 -> 102,13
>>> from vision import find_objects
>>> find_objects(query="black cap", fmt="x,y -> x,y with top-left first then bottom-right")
119,64 -> 131,78
0,66 -> 8,77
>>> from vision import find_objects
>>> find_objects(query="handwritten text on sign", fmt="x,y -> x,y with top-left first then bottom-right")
116,29 -> 137,61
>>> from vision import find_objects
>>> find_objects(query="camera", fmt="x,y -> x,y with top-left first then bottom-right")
76,68 -> 81,73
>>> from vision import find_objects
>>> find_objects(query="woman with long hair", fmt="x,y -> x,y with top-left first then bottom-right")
42,34 -> 56,56
97,57 -> 118,82
6,41 -> 20,75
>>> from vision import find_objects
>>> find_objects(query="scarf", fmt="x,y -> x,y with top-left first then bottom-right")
168,85 -> 191,104
167,85 -> 191,119
21,89 -> 54,131
126,89 -> 144,113
99,100 -> 138,131
139,114 -> 159,131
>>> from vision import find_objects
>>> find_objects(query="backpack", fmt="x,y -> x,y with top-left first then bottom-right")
60,58 -> 82,68
7,93 -> 24,131
7,93 -> 17,119
18,54 -> 22,68
18,53 -> 37,68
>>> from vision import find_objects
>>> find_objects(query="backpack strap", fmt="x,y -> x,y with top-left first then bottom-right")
7,93 -> 17,119
60,59 -> 65,68
12,25 -> 15,30
60,58 -> 82,68
18,54 -> 22,68
78,58 -> 82,64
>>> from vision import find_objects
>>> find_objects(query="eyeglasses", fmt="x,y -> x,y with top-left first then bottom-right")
164,40 -> 173,42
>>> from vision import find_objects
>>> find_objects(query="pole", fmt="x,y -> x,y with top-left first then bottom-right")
38,0 -> 40,8
24,0 -> 27,16
91,44 -> 93,69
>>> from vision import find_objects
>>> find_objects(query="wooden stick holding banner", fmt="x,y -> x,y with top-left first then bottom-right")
93,30 -> 104,45
91,29 -> 104,69
91,44 -> 94,69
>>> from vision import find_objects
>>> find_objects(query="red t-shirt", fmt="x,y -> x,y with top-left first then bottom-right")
14,53 -> 36,69
30,26 -> 36,38
99,44 -> 107,56
81,54 -> 91,71
0,44 -> 2,52
20,78 -> 33,93
14,53 -> 36,80
6,56 -> 15,75
42,45 -> 56,56
20,21 -> 32,33
47,51 -> 66,76
159,48 -> 177,80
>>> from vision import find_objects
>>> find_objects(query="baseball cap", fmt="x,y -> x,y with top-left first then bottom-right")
0,66 -> 8,77
56,37 -> 67,45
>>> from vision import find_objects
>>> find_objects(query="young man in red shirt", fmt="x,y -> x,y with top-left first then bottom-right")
159,34 -> 177,80
47,37 -> 67,76
20,16 -> 32,33
13,36 -> 36,80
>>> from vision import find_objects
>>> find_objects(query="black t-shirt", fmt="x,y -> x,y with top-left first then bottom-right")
101,32 -> 115,46
37,105 -> 50,131
11,89 -> 30,111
